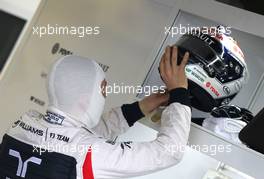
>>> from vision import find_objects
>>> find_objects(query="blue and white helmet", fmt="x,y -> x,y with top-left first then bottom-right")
175,26 -> 248,112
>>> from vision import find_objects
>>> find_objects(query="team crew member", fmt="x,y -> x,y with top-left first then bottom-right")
0,46 -> 191,179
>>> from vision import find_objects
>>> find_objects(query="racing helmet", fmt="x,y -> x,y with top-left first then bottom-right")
175,26 -> 248,112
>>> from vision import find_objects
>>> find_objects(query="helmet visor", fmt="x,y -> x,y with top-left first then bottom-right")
176,35 -> 243,83
176,35 -> 217,64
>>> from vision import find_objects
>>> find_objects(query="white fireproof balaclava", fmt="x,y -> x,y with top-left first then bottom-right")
47,55 -> 105,128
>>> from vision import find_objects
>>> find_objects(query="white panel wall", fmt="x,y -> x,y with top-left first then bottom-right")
0,0 -> 263,178
250,76 -> 264,114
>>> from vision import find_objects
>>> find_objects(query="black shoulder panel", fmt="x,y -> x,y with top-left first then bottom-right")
0,134 -> 77,179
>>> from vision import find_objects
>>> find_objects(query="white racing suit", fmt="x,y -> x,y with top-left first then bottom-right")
0,88 -> 191,179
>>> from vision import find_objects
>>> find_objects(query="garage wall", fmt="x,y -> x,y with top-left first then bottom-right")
0,0 -> 260,178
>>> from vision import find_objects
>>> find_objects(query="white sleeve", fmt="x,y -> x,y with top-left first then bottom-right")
92,102 -> 145,139
91,102 -> 191,178
91,107 -> 130,139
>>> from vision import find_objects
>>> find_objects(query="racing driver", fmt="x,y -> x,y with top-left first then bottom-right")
0,46 -> 191,179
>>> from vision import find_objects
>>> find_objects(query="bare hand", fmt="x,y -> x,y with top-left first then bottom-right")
139,92 -> 169,116
159,46 -> 189,90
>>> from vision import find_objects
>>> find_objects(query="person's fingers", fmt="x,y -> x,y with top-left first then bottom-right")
157,89 -> 168,94
160,94 -> 169,106
160,53 -> 165,64
164,46 -> 172,72
153,91 -> 169,103
165,46 -> 171,62
171,46 -> 178,72
159,54 -> 165,80
180,52 -> 189,69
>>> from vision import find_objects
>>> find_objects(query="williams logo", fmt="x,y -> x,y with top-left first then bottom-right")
51,43 -> 73,56
51,43 -> 60,54
12,120 -> 21,128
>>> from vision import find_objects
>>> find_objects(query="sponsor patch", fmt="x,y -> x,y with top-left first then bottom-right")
45,111 -> 65,125
206,82 -> 220,97
186,67 -> 205,83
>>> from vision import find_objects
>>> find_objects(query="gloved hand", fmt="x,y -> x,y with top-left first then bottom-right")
139,92 -> 169,116
159,46 -> 189,90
